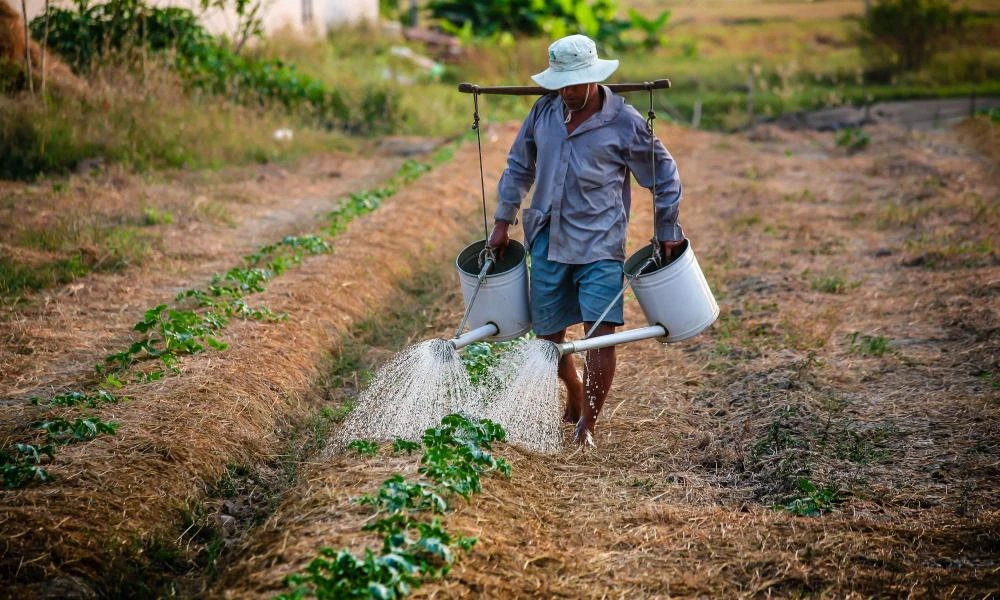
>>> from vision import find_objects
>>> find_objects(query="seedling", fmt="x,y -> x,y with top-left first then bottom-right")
281,415 -> 507,600
775,478 -> 841,516
31,390 -> 121,408
392,439 -> 421,455
33,416 -> 120,444
347,440 -> 379,457
0,443 -> 54,489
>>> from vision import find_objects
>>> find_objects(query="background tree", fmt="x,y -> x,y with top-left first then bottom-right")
859,0 -> 968,73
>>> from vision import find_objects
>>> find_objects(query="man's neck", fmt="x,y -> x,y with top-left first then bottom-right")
565,85 -> 603,133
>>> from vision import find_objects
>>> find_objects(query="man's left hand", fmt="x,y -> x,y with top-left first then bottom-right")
660,240 -> 685,264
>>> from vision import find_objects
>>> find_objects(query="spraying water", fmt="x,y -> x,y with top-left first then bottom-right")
480,340 -> 563,454
337,337 -> 565,454
338,339 -> 483,444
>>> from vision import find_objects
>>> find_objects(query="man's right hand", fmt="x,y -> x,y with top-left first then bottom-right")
487,220 -> 510,259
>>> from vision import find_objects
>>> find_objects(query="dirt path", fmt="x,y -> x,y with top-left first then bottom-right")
209,122 -> 999,598
0,152 -> 405,400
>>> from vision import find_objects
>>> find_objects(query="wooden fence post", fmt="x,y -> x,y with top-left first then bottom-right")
20,0 -> 34,95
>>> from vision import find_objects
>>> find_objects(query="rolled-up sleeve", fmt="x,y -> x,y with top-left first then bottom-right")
495,105 -> 538,224
626,119 -> 684,241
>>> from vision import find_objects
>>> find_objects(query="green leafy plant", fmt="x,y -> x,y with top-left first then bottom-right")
33,416 -> 120,444
280,415 -> 507,599
31,390 -> 121,408
628,8 -> 671,49
1,444 -> 55,489
392,439 -> 421,455
428,0 -> 631,49
775,478 -> 841,516
461,335 -> 530,384
347,440 -> 380,457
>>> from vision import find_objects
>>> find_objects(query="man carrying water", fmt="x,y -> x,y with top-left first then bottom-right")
487,34 -> 685,447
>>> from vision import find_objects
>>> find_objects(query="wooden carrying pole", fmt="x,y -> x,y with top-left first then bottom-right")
458,79 -> 670,96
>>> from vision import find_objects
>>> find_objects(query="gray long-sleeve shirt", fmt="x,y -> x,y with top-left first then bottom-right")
495,85 -> 683,264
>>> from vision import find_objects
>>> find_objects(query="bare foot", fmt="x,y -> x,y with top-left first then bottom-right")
563,378 -> 583,423
572,419 -> 596,447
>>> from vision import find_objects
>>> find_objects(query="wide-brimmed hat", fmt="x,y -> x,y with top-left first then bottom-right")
531,34 -> 619,90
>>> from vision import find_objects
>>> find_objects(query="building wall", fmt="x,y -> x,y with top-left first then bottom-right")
19,0 -> 378,36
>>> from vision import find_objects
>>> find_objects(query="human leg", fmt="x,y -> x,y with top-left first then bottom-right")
536,329 -> 584,424
528,226 -> 584,424
572,259 -> 625,445
574,323 -> 616,444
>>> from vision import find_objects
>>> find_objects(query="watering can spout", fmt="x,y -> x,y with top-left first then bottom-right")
448,322 -> 500,351
557,325 -> 667,356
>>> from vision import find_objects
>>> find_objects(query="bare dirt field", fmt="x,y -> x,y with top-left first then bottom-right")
1,116 -> 997,598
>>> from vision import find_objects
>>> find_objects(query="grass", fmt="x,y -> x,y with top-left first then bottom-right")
4,6 -> 997,182
805,268 -> 857,294
848,331 -> 892,356
0,62 -> 351,181
0,214 -> 155,298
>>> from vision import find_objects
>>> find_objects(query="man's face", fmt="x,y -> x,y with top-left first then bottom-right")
559,83 -> 594,110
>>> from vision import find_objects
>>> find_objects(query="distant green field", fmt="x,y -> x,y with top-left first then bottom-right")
305,3 -> 1000,133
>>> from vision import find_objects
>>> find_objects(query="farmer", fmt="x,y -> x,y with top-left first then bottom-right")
487,34 -> 684,447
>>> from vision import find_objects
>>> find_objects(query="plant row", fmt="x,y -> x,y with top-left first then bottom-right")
278,414 -> 510,599
3,150 -> 451,490
101,151 -> 449,382
1,390 -> 123,489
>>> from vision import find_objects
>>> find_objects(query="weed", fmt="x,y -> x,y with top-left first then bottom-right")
729,213 -> 762,232
752,406 -> 799,459
775,478 -> 841,516
848,331 -> 892,356
834,428 -> 892,463
805,268 -> 855,294
835,127 -> 871,152
143,207 -> 174,226
977,371 -> 1000,389
628,478 -> 655,492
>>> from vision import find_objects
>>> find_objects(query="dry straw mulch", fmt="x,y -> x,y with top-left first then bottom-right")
212,123 -> 998,598
0,125 -> 519,596
0,152 -> 399,400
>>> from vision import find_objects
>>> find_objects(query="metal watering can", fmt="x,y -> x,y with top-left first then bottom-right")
446,238 -> 718,355
448,239 -> 531,350
554,239 -> 719,356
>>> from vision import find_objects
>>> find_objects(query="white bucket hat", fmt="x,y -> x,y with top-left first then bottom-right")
531,34 -> 619,90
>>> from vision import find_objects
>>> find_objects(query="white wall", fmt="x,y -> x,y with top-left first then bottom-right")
19,0 -> 379,37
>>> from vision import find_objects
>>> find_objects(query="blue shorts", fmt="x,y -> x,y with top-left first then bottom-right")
529,226 -> 624,336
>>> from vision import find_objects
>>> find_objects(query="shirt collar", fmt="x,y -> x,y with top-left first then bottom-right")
559,85 -> 623,137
